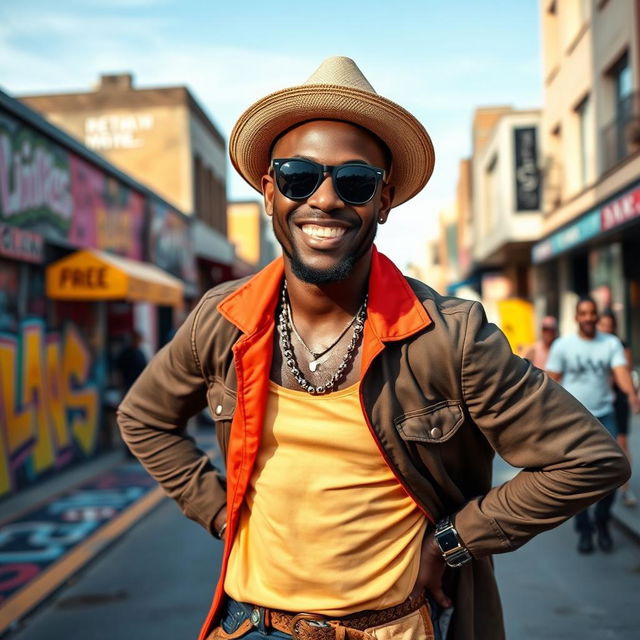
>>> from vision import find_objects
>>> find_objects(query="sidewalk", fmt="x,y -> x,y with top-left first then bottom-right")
0,423 -> 217,638
611,414 -> 640,543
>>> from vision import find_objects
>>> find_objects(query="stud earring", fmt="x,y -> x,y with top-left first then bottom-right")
378,217 -> 385,224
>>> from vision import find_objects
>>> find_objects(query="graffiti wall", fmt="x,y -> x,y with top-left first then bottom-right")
0,319 -> 99,498
0,112 -> 145,259
148,198 -> 197,286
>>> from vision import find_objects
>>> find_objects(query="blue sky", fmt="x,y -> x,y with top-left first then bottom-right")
0,0 -> 542,269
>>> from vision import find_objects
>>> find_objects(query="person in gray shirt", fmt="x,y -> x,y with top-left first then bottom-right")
547,296 -> 640,553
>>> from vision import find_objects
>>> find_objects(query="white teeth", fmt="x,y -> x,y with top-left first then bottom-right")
301,224 -> 346,239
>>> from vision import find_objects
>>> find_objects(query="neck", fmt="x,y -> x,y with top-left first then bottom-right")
578,329 -> 595,340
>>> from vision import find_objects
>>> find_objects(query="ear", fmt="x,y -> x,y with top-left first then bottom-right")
378,183 -> 394,223
262,173 -> 275,216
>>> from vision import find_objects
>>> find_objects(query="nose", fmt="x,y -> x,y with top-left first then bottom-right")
306,173 -> 345,211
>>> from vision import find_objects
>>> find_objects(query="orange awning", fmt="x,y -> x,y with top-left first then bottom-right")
46,249 -> 184,307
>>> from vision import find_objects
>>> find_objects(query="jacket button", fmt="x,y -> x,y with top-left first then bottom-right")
430,427 -> 443,439
215,404 -> 223,415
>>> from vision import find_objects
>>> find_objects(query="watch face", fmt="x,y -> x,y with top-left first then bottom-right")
437,529 -> 460,552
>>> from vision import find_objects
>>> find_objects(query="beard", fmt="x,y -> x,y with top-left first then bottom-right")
289,251 -> 357,284
279,211 -> 378,285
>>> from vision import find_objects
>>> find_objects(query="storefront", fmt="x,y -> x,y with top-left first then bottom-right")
0,89 -> 235,499
532,179 -> 640,361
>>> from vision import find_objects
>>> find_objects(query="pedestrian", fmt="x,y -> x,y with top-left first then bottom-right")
118,57 -> 630,640
524,315 -> 558,370
546,297 -> 640,553
598,309 -> 637,507
115,330 -> 148,393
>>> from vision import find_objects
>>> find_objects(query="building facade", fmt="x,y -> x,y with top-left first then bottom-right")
0,88 -> 235,499
227,200 -> 279,272
534,0 -> 640,352
19,73 -> 227,236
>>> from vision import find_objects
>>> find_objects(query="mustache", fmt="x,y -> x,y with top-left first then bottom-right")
287,205 -> 360,225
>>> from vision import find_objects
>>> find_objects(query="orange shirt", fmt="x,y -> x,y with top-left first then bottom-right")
224,381 -> 426,615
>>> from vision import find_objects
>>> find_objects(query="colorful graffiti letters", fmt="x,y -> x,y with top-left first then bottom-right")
0,321 -> 98,497
0,125 -> 73,229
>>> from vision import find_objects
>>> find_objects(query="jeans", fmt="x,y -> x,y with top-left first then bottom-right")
215,597 -> 451,640
575,411 -> 617,534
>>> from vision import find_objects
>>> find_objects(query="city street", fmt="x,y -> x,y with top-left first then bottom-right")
5,458 -> 639,640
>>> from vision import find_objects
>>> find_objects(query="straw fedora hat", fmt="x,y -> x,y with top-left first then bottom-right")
229,56 -> 435,207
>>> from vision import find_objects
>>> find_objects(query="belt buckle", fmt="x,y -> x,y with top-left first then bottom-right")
290,613 -> 332,639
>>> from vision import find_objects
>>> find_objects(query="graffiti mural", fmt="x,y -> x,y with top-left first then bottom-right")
0,112 -> 145,259
0,114 -> 73,239
0,320 -> 99,498
0,464 -> 156,605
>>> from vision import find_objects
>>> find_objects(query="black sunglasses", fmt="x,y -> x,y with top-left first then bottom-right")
271,158 -> 386,206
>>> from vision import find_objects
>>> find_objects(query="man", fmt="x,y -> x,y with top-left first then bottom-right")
115,330 -> 148,393
524,315 -> 557,370
546,297 -> 639,554
118,58 -> 629,640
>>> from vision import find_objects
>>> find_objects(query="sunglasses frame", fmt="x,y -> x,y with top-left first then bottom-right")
271,158 -> 386,205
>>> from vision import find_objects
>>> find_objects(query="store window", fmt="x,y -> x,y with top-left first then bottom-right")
589,243 -> 625,335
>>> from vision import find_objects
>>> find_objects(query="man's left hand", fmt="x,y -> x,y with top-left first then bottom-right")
409,531 -> 452,609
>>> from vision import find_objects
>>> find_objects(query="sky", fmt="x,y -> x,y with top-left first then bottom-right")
0,0 -> 543,271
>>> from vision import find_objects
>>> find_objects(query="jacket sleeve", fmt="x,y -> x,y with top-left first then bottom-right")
453,302 -> 630,557
116,299 -> 226,534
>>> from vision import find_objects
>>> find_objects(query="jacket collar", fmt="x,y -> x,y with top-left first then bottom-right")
217,246 -> 431,340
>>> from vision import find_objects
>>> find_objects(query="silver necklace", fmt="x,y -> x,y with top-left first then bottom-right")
286,300 -> 362,371
279,281 -> 367,395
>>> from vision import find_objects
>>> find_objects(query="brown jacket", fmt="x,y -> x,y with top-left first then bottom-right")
118,248 -> 630,640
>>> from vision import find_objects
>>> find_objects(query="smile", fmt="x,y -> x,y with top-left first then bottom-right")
300,224 -> 347,239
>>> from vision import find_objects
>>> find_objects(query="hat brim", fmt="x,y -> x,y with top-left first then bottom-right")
229,84 -> 435,207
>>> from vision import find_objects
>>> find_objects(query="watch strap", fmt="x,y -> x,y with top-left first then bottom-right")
434,516 -> 472,567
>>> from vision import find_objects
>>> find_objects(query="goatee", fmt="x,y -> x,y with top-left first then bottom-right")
289,253 -> 357,284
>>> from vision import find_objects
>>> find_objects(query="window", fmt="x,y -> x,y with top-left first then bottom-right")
612,53 -> 632,120
602,51 -> 636,172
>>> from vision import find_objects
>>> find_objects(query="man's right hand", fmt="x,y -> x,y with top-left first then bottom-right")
213,506 -> 228,540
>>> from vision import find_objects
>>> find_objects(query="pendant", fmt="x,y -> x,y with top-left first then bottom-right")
309,360 -> 319,372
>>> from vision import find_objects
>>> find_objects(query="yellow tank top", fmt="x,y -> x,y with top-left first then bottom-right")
224,381 -> 426,615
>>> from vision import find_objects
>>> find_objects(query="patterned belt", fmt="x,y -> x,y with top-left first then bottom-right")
264,593 -> 426,640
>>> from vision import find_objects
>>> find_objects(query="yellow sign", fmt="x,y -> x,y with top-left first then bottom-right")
46,249 -> 184,307
497,298 -> 535,354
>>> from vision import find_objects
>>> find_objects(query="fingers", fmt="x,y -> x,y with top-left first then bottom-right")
429,585 -> 453,609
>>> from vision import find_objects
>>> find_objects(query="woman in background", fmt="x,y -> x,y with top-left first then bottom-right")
598,309 -> 636,507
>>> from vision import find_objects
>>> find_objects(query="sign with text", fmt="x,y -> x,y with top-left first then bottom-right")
514,127 -> 540,211
0,223 -> 43,263
601,183 -> 640,232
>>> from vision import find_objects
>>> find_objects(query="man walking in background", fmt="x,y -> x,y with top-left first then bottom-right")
547,297 -> 640,553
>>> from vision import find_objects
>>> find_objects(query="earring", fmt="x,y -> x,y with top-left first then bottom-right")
378,217 -> 385,224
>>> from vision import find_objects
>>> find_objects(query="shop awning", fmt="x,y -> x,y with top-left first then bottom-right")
46,249 -> 184,307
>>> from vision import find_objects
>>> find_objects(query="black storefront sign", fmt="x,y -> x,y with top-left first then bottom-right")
514,127 -> 540,211
0,223 -> 44,263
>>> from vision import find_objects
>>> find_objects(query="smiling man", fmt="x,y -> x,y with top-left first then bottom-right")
118,57 -> 630,640
546,297 -> 640,554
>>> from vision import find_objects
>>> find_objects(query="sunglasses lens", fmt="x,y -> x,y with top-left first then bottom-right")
276,160 -> 320,200
334,165 -> 379,204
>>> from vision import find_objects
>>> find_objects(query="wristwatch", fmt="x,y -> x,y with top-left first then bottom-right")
434,516 -> 472,567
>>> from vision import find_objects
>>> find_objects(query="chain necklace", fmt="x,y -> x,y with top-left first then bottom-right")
286,299 -> 362,371
278,280 -> 367,395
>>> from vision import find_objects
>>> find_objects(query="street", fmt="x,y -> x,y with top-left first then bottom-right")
5,457 -> 639,640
